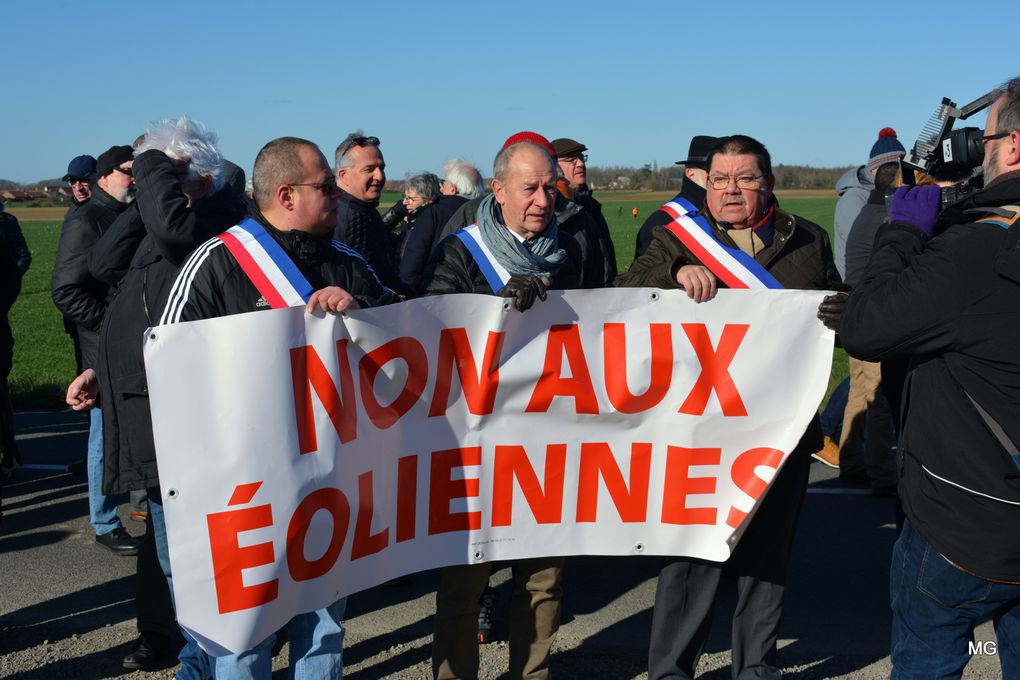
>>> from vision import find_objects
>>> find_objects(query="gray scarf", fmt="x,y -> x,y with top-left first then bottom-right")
476,193 -> 567,277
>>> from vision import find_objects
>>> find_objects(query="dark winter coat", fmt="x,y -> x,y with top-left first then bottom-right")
423,226 -> 583,296
51,186 -> 129,369
574,191 -> 618,285
397,194 -> 467,295
333,189 -> 401,293
97,150 -> 247,494
841,171 -> 1020,581
430,194 -> 602,290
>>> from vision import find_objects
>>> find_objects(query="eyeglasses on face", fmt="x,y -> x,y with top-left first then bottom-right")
290,179 -> 338,195
560,154 -> 588,164
707,174 -> 764,190
981,131 -> 1011,145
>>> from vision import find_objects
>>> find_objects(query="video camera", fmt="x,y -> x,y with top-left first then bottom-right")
902,89 -> 1000,207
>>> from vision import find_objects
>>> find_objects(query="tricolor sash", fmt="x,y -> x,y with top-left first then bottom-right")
217,218 -> 314,308
454,224 -> 511,293
658,195 -> 783,290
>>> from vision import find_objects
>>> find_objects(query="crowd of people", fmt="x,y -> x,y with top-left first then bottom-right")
2,74 -> 1019,680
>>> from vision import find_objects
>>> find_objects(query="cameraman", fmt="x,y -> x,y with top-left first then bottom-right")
841,76 -> 1020,679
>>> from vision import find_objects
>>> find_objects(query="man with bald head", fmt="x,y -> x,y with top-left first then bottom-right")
424,136 -> 582,679
156,136 -> 400,677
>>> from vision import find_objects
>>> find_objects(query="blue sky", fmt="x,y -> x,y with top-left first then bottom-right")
1,1 -> 1014,184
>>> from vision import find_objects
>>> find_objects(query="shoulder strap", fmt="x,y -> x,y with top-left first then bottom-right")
454,224 -> 511,293
976,205 -> 1020,230
217,218 -> 314,309
657,198 -> 784,290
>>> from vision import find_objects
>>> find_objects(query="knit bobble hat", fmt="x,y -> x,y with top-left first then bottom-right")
867,127 -> 906,172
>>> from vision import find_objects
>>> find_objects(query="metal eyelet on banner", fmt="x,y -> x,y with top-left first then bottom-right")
167,488 -> 179,500
473,550 -> 484,561
501,300 -> 512,312
634,543 -> 645,553
149,331 -> 157,340
648,292 -> 659,302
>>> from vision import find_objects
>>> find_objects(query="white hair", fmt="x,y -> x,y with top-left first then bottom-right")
135,116 -> 225,190
442,158 -> 484,199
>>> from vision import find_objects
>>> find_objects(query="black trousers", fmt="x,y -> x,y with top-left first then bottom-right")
135,508 -> 180,640
648,448 -> 811,680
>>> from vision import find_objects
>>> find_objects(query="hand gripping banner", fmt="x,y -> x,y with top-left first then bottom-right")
143,288 -> 833,655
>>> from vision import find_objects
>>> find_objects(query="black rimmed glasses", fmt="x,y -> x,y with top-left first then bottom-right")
981,131 -> 1011,144
290,179 -> 339,195
706,174 -> 764,190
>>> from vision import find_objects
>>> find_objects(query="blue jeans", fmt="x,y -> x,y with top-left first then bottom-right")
890,518 -> 1020,679
213,598 -> 346,680
150,489 -> 346,679
149,488 -> 212,680
87,407 -> 124,535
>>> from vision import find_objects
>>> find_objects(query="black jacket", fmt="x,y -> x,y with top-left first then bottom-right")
430,194 -> 604,290
841,171 -> 1020,581
97,150 -> 248,494
0,211 -> 30,275
574,191 -> 618,285
51,186 -> 129,369
397,194 -> 468,295
164,217 -> 401,322
332,189 -> 401,293
423,225 -> 582,296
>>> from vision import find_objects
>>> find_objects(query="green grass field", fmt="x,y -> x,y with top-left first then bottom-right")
6,191 -> 846,411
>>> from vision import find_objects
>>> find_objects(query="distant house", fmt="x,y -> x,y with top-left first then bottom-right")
0,189 -> 30,201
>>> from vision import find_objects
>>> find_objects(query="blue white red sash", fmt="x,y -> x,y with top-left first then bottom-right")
454,224 -> 511,293
217,218 -> 314,308
658,196 -> 783,290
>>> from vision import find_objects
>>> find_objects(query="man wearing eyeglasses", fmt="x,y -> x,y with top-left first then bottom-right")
842,77 -> 1020,680
52,144 -> 141,557
62,154 -> 97,218
333,130 -> 403,293
551,137 -> 618,287
616,134 -> 844,680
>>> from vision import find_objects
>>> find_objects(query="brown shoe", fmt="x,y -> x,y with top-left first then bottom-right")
811,436 -> 840,468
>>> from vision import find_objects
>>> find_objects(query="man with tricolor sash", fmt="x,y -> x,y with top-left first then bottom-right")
159,136 -> 400,677
424,137 -> 582,680
616,134 -> 845,680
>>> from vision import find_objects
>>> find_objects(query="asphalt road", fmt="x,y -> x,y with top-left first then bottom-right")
0,411 -> 1003,679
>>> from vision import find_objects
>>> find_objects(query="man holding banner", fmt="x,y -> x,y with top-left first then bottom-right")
424,137 -> 582,680
160,136 -> 400,677
617,134 -> 844,680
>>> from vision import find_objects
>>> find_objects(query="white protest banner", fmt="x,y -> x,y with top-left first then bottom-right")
143,288 -> 832,655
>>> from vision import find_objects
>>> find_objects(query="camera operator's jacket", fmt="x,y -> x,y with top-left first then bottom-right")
841,170 -> 1020,582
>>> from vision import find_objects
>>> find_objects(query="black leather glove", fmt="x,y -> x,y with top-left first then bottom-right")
817,292 -> 848,332
497,274 -> 548,312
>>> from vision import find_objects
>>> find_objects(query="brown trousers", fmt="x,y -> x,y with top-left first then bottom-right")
839,356 -> 881,478
432,557 -> 564,680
